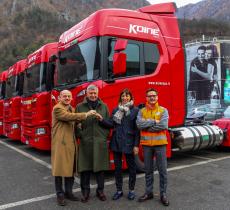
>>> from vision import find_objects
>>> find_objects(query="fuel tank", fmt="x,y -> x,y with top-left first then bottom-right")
171,125 -> 224,151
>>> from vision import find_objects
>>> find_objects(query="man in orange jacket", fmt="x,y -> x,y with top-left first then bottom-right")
136,88 -> 169,206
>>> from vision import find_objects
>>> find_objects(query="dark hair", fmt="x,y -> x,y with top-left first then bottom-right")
119,88 -> 133,103
146,88 -> 158,95
197,45 -> 206,52
206,44 -> 219,59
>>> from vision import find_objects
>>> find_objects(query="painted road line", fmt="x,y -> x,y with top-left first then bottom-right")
0,140 -> 81,184
0,140 -> 52,169
135,155 -> 230,179
182,154 -> 214,160
1,154 -> 230,209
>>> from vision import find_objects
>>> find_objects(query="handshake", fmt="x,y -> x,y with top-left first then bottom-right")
86,110 -> 103,121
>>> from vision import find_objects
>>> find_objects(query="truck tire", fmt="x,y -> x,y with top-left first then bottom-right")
134,155 -> 159,173
134,154 -> 145,172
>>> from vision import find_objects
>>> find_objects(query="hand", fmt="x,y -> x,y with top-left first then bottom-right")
77,123 -> 82,129
191,65 -> 198,73
133,146 -> 139,155
95,113 -> 103,121
86,110 -> 97,117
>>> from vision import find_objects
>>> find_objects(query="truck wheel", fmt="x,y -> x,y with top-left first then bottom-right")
134,155 -> 159,172
134,154 -> 145,172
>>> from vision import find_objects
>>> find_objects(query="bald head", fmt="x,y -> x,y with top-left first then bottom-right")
60,90 -> 72,96
59,90 -> 72,106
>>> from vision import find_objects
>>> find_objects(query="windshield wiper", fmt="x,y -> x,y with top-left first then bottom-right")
55,83 -> 69,87
72,78 -> 83,83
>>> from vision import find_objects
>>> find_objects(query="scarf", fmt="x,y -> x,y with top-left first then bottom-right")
113,100 -> 134,124
86,98 -> 99,110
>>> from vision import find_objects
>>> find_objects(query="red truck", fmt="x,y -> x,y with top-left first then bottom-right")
50,3 -> 224,169
3,59 -> 26,140
0,71 -> 7,136
21,42 -> 58,150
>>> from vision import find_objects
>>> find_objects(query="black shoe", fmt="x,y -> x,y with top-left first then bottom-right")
57,195 -> 66,206
161,195 -> 169,206
138,193 -> 153,202
64,193 -> 79,201
112,191 -> 123,200
96,191 -> 107,201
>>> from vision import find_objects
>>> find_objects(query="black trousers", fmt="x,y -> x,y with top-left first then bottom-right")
80,171 -> 104,196
55,176 -> 74,196
113,151 -> 136,191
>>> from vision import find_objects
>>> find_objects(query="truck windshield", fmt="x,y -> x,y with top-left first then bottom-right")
0,82 -> 5,99
23,63 -> 47,95
56,37 -> 101,86
5,76 -> 17,98
5,74 -> 23,99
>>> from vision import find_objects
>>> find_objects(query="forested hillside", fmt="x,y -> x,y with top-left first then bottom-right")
0,0 -> 229,71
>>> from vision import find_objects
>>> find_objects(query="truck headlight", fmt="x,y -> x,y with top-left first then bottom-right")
11,123 -> 19,129
35,128 -> 46,135
0,121 -> 2,126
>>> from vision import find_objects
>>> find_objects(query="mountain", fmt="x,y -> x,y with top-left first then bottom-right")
0,0 -> 149,71
0,0 -> 229,71
176,0 -> 230,21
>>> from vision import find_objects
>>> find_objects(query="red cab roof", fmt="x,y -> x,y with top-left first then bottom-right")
7,59 -> 27,79
0,71 -> 8,82
27,42 -> 58,68
58,2 -> 180,50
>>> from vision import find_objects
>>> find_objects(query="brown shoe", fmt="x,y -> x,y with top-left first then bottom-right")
96,191 -> 107,201
64,193 -> 79,201
57,195 -> 66,206
81,194 -> 89,203
138,193 -> 153,202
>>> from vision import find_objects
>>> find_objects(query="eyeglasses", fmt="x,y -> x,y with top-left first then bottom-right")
146,95 -> 157,98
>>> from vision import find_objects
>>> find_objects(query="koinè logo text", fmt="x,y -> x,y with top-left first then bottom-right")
129,24 -> 160,37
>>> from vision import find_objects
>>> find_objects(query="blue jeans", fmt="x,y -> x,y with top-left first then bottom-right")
143,145 -> 167,197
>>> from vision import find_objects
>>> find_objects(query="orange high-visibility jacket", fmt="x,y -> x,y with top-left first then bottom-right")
136,104 -> 169,146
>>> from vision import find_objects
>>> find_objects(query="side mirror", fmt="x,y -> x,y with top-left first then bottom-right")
114,39 -> 128,51
26,71 -> 31,78
49,54 -> 58,62
59,57 -> 67,65
113,52 -> 126,76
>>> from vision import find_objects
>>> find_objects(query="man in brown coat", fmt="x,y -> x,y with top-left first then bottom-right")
51,90 -> 96,206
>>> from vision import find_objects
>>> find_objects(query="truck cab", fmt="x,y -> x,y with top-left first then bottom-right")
53,3 -> 185,120
0,71 -> 7,136
3,60 -> 26,140
21,42 -> 58,150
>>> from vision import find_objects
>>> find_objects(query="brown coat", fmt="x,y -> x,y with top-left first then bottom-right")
51,102 -> 87,177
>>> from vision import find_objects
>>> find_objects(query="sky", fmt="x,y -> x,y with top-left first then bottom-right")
147,0 -> 202,8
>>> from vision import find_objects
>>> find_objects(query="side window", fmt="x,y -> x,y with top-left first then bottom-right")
108,39 -> 140,78
144,42 -> 160,75
107,38 -> 159,79
125,44 -> 140,76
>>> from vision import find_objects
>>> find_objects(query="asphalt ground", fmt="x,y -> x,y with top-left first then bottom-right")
1,137 -> 230,210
